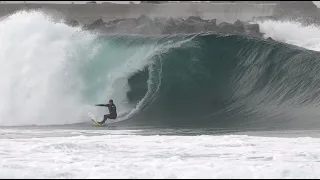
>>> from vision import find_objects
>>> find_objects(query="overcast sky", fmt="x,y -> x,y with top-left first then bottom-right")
1,1 -> 136,3
2,1 -> 320,7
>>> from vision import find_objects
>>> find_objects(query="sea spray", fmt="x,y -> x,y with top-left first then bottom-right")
0,11 -> 158,126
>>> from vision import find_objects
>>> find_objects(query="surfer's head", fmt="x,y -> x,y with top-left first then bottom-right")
109,99 -> 113,104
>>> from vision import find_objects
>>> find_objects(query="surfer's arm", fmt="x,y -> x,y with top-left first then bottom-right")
95,104 -> 109,107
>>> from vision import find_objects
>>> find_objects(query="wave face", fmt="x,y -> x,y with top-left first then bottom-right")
2,11 -> 320,130
126,33 -> 320,129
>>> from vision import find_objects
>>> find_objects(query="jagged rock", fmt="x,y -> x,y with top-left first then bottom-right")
116,19 -> 138,33
244,23 -> 262,37
83,18 -> 106,31
176,17 -> 207,34
162,18 -> 182,34
185,16 -> 208,23
153,18 -> 167,33
245,24 -> 259,32
106,18 -> 128,25
217,22 -> 241,34
104,24 -> 118,33
137,15 -> 153,26
233,20 -> 245,33
132,20 -> 162,34
204,19 -> 217,32
176,22 -> 196,34
80,16 -> 265,38
154,17 -> 167,22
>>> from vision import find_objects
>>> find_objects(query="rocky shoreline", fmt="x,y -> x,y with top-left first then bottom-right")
68,16 -> 263,38
65,1 -> 319,40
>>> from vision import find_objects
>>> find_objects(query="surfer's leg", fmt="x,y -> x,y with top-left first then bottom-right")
100,114 -> 110,124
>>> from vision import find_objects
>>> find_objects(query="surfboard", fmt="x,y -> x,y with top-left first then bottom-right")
91,119 -> 102,127
88,112 -> 103,127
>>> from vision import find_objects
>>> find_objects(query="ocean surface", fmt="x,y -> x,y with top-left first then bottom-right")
1,10 -> 320,178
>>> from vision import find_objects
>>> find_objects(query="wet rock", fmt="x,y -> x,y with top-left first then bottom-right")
81,15 -> 265,38
137,15 -> 153,26
116,19 -> 138,34
217,22 -> 240,34
233,19 -> 245,33
83,18 -> 106,31
204,19 -> 217,32
244,23 -> 263,37
132,20 -> 162,35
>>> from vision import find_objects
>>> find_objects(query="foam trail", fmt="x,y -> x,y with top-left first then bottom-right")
257,20 -> 320,51
1,129 -> 320,178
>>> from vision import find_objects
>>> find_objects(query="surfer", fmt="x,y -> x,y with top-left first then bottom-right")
95,99 -> 117,124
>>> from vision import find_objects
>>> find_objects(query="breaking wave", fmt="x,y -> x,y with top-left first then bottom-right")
1,11 -> 320,130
